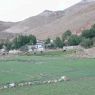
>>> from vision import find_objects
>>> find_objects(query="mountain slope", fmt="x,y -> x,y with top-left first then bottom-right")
2,0 -> 95,40
0,21 -> 15,31
0,21 -> 16,41
3,10 -> 64,34
29,0 -> 95,39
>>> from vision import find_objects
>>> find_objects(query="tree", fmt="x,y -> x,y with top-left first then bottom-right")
5,42 -> 12,50
8,35 -> 37,49
62,30 -> 72,41
45,38 -> 51,44
91,24 -> 95,29
64,30 -> 72,36
0,43 -> 3,49
80,38 -> 93,48
54,37 -> 63,48
92,37 -> 95,46
68,35 -> 81,46
81,29 -> 95,39
28,35 -> 37,45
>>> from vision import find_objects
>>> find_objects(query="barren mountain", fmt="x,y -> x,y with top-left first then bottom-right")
2,0 -> 95,40
3,10 -> 64,34
0,21 -> 16,41
0,21 -> 15,31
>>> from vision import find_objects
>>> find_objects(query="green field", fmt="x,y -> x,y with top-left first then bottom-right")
0,51 -> 95,95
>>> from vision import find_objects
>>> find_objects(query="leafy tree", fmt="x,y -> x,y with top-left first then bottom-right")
92,37 -> 95,46
80,38 -> 93,48
64,30 -> 72,37
62,30 -> 72,41
5,42 -> 12,50
91,24 -> 95,29
81,29 -> 95,39
45,38 -> 51,44
54,37 -> 63,48
81,30 -> 90,38
7,35 -> 37,49
0,43 -> 3,49
28,35 -> 37,45
68,35 -> 81,46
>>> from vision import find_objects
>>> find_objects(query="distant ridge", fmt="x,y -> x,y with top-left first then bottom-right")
0,0 -> 95,40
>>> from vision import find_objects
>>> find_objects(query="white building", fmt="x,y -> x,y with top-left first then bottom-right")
35,42 -> 45,52
63,46 -> 82,51
20,40 -> 45,53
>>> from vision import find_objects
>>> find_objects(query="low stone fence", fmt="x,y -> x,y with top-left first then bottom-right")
0,76 -> 70,90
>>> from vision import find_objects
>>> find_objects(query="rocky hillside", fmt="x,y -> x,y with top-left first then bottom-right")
1,0 -> 95,40
0,21 -> 15,31
2,10 -> 64,34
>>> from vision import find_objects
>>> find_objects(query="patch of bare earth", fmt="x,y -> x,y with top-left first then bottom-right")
72,47 -> 95,58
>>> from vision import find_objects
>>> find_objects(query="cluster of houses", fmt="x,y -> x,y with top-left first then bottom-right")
0,38 -> 83,55
0,40 -> 45,55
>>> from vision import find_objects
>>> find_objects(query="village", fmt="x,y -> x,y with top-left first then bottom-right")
0,39 -> 84,56
0,40 -> 45,55
0,0 -> 95,95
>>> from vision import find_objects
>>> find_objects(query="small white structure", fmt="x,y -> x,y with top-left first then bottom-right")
35,42 -> 45,52
9,50 -> 21,54
28,42 -> 45,53
63,46 -> 82,51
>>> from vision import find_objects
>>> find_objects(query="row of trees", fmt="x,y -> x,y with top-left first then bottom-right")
45,24 -> 95,48
45,30 -> 81,48
0,24 -> 95,50
0,35 -> 37,50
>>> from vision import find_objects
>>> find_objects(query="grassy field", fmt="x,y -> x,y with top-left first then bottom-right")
0,51 -> 95,95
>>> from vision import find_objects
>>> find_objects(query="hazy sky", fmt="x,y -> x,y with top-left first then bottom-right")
0,0 -> 81,22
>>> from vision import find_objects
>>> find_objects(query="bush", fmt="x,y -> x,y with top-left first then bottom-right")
68,35 -> 81,46
12,35 -> 37,49
54,37 -> 63,48
3,35 -> 37,50
81,29 -> 95,39
0,43 -> 3,49
80,38 -> 93,48
62,30 -> 72,41
45,38 -> 51,44
92,37 -> 95,46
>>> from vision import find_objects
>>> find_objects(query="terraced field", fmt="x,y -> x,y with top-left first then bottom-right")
0,51 -> 95,95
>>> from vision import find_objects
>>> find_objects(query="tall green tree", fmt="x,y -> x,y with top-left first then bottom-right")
10,35 -> 37,49
62,30 -> 72,41
68,35 -> 81,46
54,37 -> 63,48
28,35 -> 37,45
45,38 -> 51,44
81,29 -> 95,39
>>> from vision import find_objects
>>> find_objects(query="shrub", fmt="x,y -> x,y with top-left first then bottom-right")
68,35 -> 81,46
54,37 -> 63,48
80,38 -> 93,48
81,29 -> 95,39
45,38 -> 51,44
62,30 -> 72,41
